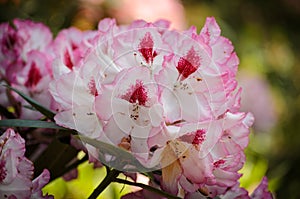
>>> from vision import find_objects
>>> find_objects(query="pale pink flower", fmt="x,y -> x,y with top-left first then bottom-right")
145,112 -> 253,196
50,17 -> 255,198
185,176 -> 273,199
238,71 -> 277,132
49,24 -> 110,162
0,19 -> 54,119
12,19 -> 52,57
49,69 -> 102,139
204,112 -> 254,197
199,17 -> 242,114
31,169 -> 53,199
0,19 -> 52,72
0,128 -> 53,199
95,66 -> 164,162
250,177 -> 273,199
0,128 -> 33,198
49,50 -> 103,162
11,50 -> 54,119
207,183 -> 249,199
0,22 -> 19,74
110,18 -> 171,75
51,27 -> 98,77
218,176 -> 273,199
109,0 -> 186,30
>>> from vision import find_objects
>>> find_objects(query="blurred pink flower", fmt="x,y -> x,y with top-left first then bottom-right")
0,128 -> 53,199
0,19 -> 55,119
31,169 -> 53,199
0,19 -> 52,73
250,177 -> 273,199
50,27 -> 98,78
185,177 -> 273,199
0,128 -> 33,198
109,0 -> 186,30
238,71 -> 277,132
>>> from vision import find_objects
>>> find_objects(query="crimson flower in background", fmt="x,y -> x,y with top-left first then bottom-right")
0,129 -> 52,199
109,0 -> 186,30
0,19 -> 54,119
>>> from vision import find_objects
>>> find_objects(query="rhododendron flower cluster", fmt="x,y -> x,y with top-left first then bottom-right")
0,17 -> 273,198
0,19 -> 97,119
0,129 -> 52,198
49,17 -> 266,198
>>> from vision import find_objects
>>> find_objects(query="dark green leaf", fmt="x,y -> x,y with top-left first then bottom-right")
77,135 -> 156,172
4,85 -> 56,120
0,119 -> 68,130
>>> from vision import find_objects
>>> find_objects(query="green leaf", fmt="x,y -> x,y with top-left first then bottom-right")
4,85 -> 56,120
77,135 -> 156,172
0,119 -> 68,130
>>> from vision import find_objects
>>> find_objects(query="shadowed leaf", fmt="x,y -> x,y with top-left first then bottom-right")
4,85 -> 56,120
77,135 -> 156,172
0,119 -> 67,130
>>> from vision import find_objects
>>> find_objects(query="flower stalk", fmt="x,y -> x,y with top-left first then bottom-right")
88,167 -> 121,199
113,178 -> 181,199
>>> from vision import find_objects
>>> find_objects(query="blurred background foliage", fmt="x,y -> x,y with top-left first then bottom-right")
1,0 -> 300,198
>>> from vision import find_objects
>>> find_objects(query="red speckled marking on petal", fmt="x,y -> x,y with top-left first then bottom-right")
0,159 -> 7,183
88,78 -> 98,97
179,129 -> 206,146
138,32 -> 157,64
71,42 -> 78,51
177,47 -> 201,79
122,80 -> 148,106
213,159 -> 225,168
64,49 -> 73,70
192,129 -> 206,145
25,62 -> 42,87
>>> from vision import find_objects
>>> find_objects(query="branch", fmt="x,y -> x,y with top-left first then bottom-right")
88,168 -> 120,199
113,178 -> 182,199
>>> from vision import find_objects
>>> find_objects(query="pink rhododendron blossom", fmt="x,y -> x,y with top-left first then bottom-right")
95,66 -> 163,161
0,13 -> 275,199
218,177 -> 273,199
111,18 -> 171,75
50,27 -> 98,77
186,177 -> 273,199
250,177 -> 273,199
11,50 -> 54,119
0,19 -> 52,72
50,17 -> 256,197
31,169 -> 53,199
0,128 -> 33,198
0,19 -> 55,119
219,184 -> 250,199
49,69 -> 102,138
0,22 -> 18,75
109,0 -> 186,30
0,128 -> 53,199
185,182 -> 249,199
238,71 -> 277,132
